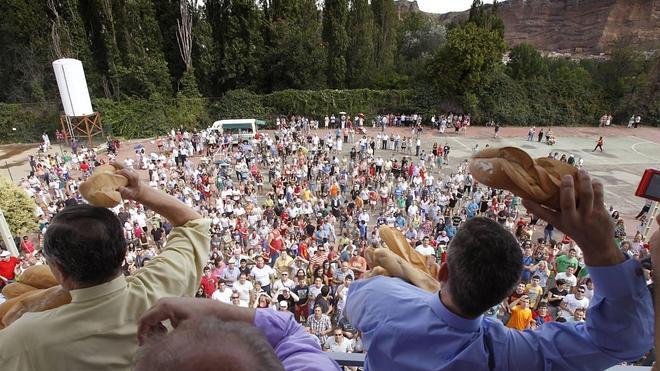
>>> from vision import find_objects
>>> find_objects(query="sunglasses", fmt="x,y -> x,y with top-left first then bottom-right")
577,290 -> 585,293
231,296 -> 240,299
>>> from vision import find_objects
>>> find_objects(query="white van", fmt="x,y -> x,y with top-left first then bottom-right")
210,119 -> 266,144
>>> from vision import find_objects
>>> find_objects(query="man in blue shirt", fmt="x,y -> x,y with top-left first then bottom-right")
346,170 -> 653,370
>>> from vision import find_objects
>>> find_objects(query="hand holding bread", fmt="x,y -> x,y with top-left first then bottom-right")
365,226 -> 440,293
79,164 -> 128,207
469,147 -> 578,210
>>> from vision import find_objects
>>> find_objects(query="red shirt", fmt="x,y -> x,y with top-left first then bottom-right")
21,241 -> 35,254
0,257 -> 20,280
200,275 -> 216,297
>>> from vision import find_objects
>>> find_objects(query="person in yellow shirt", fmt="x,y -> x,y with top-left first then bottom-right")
506,295 -> 534,331
525,275 -> 544,309
0,163 -> 210,370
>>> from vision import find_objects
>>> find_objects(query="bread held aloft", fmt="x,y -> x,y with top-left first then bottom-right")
469,147 -> 578,210
79,164 -> 128,208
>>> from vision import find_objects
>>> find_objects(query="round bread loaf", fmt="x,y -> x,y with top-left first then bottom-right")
18,264 -> 59,289
79,164 -> 128,207
1,282 -> 38,299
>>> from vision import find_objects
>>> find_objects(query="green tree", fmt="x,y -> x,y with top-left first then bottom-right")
207,0 -> 265,94
468,0 -> 504,37
114,0 -> 172,98
347,0 -> 375,87
322,0 -> 349,88
507,43 -> 548,80
262,0 -> 326,91
396,12 -> 446,83
0,177 -> 37,237
190,4 -> 215,96
0,1 -> 54,102
153,0 -> 187,93
430,22 -> 506,100
371,0 -> 397,70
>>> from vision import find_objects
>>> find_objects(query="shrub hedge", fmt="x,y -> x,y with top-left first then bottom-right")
1,87 -> 656,143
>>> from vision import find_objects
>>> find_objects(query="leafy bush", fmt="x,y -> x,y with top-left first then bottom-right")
0,177 -> 37,236
0,102 -> 60,143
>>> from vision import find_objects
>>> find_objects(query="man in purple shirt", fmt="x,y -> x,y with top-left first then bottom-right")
136,297 -> 340,371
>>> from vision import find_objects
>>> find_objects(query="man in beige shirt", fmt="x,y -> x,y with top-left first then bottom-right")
0,164 -> 210,370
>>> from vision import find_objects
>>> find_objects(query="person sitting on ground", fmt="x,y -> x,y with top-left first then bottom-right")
0,163 -> 210,370
346,170 -> 653,370
135,297 -> 340,371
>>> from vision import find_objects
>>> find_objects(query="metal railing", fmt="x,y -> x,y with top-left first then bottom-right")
327,352 -> 650,370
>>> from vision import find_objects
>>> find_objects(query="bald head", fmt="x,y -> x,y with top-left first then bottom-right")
134,317 -> 284,371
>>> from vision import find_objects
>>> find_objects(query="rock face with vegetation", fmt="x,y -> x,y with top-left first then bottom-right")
428,0 -> 659,53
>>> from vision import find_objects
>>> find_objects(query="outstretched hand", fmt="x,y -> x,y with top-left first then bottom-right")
137,297 -> 255,346
522,170 -> 624,266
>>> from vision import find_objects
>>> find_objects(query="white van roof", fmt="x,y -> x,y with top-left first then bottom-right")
210,119 -> 265,130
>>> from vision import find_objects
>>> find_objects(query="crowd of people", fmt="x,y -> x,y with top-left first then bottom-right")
0,113 -> 656,368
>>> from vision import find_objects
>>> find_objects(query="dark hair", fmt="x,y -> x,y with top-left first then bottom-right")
134,317 -> 284,371
445,217 -> 522,317
321,285 -> 330,296
555,279 -> 567,286
43,204 -> 126,286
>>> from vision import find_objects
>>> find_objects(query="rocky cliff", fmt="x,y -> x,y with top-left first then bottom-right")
401,0 -> 660,53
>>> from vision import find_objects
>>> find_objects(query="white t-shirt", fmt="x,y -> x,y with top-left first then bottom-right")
325,337 -> 352,353
336,285 -> 349,311
272,278 -> 295,292
555,272 -> 578,288
233,280 -> 253,307
562,294 -> 590,313
251,265 -> 274,287
415,245 -> 435,256
211,289 -> 232,304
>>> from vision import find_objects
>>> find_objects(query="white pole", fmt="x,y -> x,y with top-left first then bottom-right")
0,208 -> 19,256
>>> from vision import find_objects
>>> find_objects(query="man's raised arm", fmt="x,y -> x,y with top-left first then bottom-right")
507,171 -> 653,370
115,164 -> 210,298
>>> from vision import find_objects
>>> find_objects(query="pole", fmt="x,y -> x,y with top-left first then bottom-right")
0,208 -> 19,256
5,161 -> 13,182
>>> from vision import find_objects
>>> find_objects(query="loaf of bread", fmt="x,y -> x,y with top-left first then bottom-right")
469,147 -> 578,210
18,264 -> 59,289
365,226 -> 440,293
1,285 -> 71,327
79,164 -> 128,207
1,282 -> 38,299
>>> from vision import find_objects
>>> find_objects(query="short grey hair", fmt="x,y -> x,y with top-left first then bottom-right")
134,317 -> 284,371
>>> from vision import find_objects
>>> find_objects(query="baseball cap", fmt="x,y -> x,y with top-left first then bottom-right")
279,301 -> 288,308
0,250 -> 10,257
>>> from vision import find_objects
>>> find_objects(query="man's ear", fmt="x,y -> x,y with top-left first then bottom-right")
437,262 -> 449,283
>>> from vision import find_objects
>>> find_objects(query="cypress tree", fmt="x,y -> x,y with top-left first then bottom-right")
322,0 -> 349,88
347,0 -> 375,87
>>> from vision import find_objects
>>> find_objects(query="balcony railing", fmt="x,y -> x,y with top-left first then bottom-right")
327,352 -> 651,370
